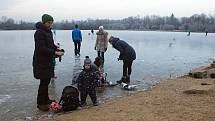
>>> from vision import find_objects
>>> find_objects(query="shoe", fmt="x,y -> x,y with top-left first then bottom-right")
74,50 -> 77,56
116,80 -> 122,84
93,102 -> 98,106
37,104 -> 49,111
80,102 -> 87,107
117,76 -> 126,84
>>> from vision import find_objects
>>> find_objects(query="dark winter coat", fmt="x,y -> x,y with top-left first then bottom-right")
33,22 -> 57,79
77,68 -> 100,90
111,37 -> 136,61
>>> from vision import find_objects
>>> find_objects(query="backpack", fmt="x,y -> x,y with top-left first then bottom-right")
59,86 -> 80,111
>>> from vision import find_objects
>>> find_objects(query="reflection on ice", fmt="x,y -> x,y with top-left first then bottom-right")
0,95 -> 11,105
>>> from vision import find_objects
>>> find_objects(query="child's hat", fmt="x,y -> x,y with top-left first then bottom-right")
84,56 -> 92,64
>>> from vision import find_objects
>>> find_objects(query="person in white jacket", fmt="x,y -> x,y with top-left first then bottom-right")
94,26 -> 108,63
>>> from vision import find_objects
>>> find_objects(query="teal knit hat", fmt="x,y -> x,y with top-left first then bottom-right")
42,14 -> 54,23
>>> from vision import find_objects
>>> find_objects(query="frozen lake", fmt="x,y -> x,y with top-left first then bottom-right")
0,30 -> 215,121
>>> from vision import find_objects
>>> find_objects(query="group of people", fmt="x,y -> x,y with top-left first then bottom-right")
33,14 -> 136,111
71,24 -> 109,62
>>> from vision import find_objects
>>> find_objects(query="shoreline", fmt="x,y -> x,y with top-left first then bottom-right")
0,29 -> 213,34
38,65 -> 215,121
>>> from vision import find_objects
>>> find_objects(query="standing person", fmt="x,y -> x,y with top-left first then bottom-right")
77,56 -> 100,106
33,14 -> 64,111
72,24 -> 82,56
109,36 -> 136,84
187,30 -> 191,36
91,29 -> 94,35
205,29 -> 208,36
95,26 -> 108,62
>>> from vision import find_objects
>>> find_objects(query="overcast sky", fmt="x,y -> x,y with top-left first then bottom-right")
0,0 -> 215,22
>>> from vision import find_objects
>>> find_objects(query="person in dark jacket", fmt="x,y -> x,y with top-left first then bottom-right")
77,56 -> 100,106
109,36 -> 136,84
72,24 -> 82,56
33,14 -> 64,111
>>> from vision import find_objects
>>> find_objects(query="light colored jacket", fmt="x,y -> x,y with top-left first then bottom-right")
95,30 -> 108,52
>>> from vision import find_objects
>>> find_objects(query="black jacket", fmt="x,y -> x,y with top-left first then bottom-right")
77,68 -> 100,90
111,37 -> 136,61
33,22 -> 57,79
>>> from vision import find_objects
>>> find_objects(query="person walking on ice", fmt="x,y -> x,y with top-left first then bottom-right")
72,24 -> 82,56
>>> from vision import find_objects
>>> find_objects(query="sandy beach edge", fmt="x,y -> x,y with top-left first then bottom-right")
37,66 -> 215,121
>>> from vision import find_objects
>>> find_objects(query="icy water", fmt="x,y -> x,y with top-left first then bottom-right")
0,30 -> 215,121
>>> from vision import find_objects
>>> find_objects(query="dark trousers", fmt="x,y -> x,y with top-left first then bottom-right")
80,88 -> 97,104
37,78 -> 51,105
123,60 -> 133,76
74,41 -> 81,55
97,51 -> 104,61
51,66 -> 55,78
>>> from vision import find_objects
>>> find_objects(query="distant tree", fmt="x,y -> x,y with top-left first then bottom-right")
0,13 -> 215,32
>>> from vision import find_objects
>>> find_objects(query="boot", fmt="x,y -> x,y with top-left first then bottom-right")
37,104 -> 49,111
93,101 -> 99,106
74,49 -> 77,56
78,49 -> 81,56
80,102 -> 87,107
126,75 -> 130,84
117,76 -> 126,84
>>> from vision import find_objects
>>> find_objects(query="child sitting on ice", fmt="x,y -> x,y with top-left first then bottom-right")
93,57 -> 108,86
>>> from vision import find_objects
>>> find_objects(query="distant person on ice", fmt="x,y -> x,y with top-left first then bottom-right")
72,24 -> 82,56
33,14 -> 64,111
91,29 -> 94,35
187,30 -> 191,36
109,36 -> 136,84
205,29 -> 208,36
95,26 -> 108,63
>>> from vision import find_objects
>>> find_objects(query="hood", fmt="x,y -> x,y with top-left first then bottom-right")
96,30 -> 106,35
110,37 -> 120,45
35,22 -> 50,32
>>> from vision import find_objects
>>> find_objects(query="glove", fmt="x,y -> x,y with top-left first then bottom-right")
105,48 -> 107,51
96,80 -> 102,87
94,47 -> 96,50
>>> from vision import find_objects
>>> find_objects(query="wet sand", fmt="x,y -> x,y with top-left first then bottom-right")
38,67 -> 215,121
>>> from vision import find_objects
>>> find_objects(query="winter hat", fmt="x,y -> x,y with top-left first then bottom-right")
108,36 -> 114,42
99,26 -> 104,30
42,14 -> 54,23
84,56 -> 92,65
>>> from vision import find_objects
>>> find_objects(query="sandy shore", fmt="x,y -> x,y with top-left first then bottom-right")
39,67 -> 215,121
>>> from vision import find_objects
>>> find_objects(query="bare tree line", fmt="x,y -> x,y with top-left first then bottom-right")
0,13 -> 215,32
